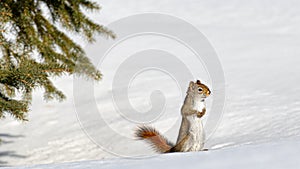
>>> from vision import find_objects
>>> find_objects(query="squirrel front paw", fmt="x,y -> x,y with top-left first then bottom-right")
196,108 -> 206,118
196,111 -> 205,118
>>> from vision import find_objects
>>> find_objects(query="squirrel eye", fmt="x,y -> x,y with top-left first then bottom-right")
198,88 -> 203,92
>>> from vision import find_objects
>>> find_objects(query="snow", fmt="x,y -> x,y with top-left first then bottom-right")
1,0 -> 300,168
2,139 -> 300,169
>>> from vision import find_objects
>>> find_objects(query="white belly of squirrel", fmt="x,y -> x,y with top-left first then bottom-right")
135,80 -> 210,153
176,98 -> 205,152
180,103 -> 205,151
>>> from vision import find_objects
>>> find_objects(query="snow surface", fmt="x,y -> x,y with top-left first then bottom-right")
2,139 -> 300,169
1,0 -> 300,168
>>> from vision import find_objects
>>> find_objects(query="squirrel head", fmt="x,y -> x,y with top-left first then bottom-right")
187,80 -> 211,99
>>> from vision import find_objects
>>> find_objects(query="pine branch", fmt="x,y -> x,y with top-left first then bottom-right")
0,0 -> 114,120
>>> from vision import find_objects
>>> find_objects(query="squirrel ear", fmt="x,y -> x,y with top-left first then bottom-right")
196,80 -> 201,84
188,81 -> 194,90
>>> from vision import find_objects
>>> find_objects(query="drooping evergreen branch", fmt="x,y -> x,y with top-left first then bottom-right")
0,0 -> 115,120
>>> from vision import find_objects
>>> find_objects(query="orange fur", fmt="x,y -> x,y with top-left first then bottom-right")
196,80 -> 211,96
135,126 -> 174,153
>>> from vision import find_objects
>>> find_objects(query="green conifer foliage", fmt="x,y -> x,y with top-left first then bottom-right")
0,0 -> 115,120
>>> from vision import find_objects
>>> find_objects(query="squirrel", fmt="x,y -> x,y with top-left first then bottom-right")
135,80 -> 211,153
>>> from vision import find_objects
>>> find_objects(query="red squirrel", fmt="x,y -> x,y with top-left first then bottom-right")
135,80 -> 211,153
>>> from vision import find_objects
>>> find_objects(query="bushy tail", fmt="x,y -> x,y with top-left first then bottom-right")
135,126 -> 174,153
